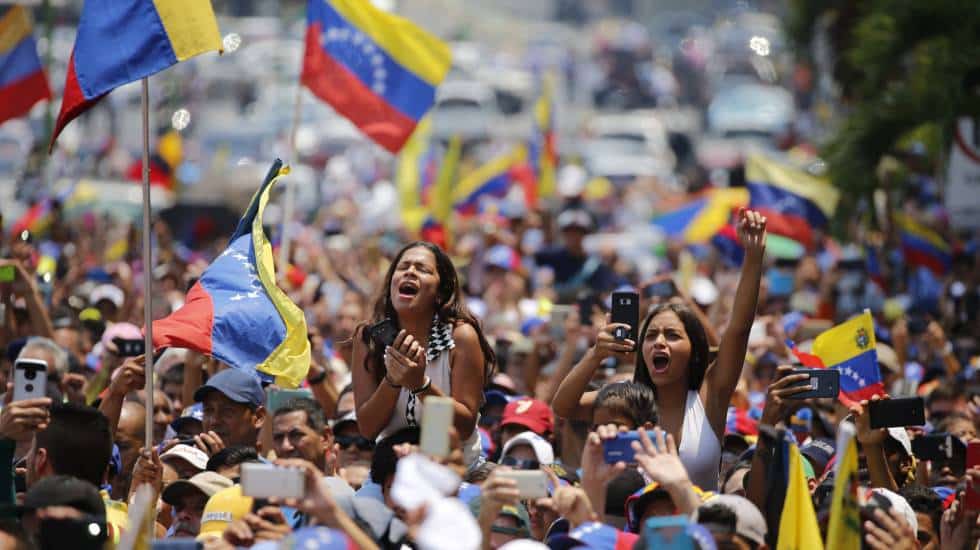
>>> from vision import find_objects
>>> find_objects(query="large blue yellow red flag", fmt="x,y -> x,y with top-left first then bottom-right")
745,154 -> 839,248
301,0 -> 451,153
777,443 -> 824,550
0,6 -> 51,125
652,188 -> 749,244
893,212 -> 951,276
452,147 -> 523,215
152,160 -> 311,388
50,0 -> 221,149
826,423 -> 861,550
811,311 -> 884,407
529,75 -> 557,199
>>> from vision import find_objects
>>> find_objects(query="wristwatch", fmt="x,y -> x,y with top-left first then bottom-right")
307,368 -> 327,385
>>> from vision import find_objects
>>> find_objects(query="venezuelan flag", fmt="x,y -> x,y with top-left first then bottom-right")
397,117 -> 435,232
826,423 -> 861,550
452,148 -> 522,216
811,311 -> 884,407
301,0 -> 451,153
0,6 -> 51,125
777,443 -> 824,550
652,188 -> 749,244
894,213 -> 951,276
745,154 -> 839,248
710,223 -> 744,267
152,161 -> 311,388
51,0 -> 221,149
529,75 -> 557,199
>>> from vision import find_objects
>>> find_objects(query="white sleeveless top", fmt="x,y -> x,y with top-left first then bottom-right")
677,390 -> 721,491
376,317 -> 483,467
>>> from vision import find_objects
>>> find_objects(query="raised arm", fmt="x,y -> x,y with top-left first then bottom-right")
703,208 -> 766,430
552,319 -> 634,421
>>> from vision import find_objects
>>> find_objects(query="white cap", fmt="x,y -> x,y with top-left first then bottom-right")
694,494 -> 767,547
869,488 -> 918,534
90,284 -> 124,308
160,444 -> 209,472
501,431 -> 554,465
887,427 -> 913,457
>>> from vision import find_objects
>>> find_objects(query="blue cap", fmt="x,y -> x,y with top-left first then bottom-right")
484,389 -> 515,407
193,368 -> 264,409
171,402 -> 204,431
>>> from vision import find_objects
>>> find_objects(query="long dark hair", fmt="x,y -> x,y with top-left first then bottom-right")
632,302 -> 710,393
360,241 -> 495,385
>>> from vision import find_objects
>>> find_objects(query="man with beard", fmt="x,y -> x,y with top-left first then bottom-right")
193,369 -> 266,455
160,471 -> 233,537
271,397 -> 353,497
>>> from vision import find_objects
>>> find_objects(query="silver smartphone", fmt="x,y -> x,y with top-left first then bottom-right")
240,463 -> 305,499
498,470 -> 548,499
420,396 -> 454,458
13,359 -> 47,402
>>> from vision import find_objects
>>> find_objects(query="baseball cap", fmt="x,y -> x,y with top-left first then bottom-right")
625,482 -> 713,532
886,427 -> 913,457
469,498 -> 531,537
485,245 -> 521,272
547,521 -> 639,550
100,322 -> 142,351
171,402 -> 204,432
20,475 -> 105,518
197,485 -> 253,540
500,398 -> 554,435
556,209 -> 594,232
193,368 -> 264,409
484,390 -> 516,408
90,284 -> 124,309
867,488 -> 918,533
162,471 -> 233,507
331,410 -> 357,431
161,444 -> 209,473
693,494 -> 768,547
500,431 -> 555,465
800,438 -> 835,476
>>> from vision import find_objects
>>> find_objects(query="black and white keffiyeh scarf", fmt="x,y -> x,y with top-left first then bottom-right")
406,314 -> 455,426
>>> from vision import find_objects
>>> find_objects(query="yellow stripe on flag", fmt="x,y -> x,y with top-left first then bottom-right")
328,0 -> 451,86
894,212 -> 950,251
0,6 -> 32,54
251,165 -> 312,388
152,0 -> 222,61
683,187 -> 749,243
453,148 -> 521,204
827,426 -> 861,550
811,311 -> 876,368
746,154 -> 839,218
432,134 -> 461,225
777,444 -> 824,550
396,116 -> 432,233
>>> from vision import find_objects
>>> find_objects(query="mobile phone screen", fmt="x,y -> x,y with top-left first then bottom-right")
610,291 -> 639,344
868,397 -> 925,429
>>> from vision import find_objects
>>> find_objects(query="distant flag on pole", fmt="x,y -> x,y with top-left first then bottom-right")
301,0 -> 451,153
893,212 -> 952,276
529,74 -> 557,199
50,0 -> 222,150
452,147 -> 524,216
0,6 -> 51,125
152,161 -> 312,388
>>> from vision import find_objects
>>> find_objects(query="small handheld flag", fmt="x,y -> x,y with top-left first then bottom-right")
811,311 -> 884,407
152,160 -> 311,387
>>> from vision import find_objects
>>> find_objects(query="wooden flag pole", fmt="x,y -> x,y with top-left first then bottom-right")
140,77 -> 155,458
278,84 -> 302,276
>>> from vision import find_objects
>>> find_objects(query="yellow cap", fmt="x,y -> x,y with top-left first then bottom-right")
197,485 -> 253,540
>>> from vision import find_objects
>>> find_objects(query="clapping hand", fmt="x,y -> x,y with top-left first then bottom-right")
384,330 -> 427,390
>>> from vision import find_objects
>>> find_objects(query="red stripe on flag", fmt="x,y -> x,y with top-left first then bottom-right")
753,209 -> 813,248
0,70 -> 51,126
50,54 -> 105,152
150,281 -> 215,354
790,347 -> 825,368
301,23 -> 417,153
902,247 -> 949,276
838,383 -> 886,408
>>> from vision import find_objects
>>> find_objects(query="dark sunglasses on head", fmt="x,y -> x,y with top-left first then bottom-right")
500,455 -> 540,470
336,435 -> 375,451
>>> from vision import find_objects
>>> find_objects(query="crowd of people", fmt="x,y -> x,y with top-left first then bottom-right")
1,153 -> 979,550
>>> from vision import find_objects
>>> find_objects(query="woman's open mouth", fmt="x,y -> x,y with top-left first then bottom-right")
651,352 -> 670,373
396,280 -> 420,301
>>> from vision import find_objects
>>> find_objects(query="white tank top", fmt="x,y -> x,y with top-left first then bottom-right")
677,390 -> 721,491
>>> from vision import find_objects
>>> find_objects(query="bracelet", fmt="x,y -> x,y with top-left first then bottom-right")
385,375 -> 402,389
307,369 -> 327,385
410,376 -> 431,395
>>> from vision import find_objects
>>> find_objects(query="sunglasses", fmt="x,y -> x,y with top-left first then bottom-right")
336,435 -> 375,451
500,456 -> 540,470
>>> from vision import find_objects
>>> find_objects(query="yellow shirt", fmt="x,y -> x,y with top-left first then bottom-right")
100,489 -> 129,549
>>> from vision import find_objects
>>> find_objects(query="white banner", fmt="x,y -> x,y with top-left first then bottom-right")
947,117 -> 980,229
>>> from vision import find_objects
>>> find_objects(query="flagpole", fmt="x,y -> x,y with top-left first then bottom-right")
278,84 -> 302,276
140,77 -> 156,460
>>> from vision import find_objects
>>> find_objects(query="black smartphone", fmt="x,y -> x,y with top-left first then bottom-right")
869,397 -> 926,429
912,433 -> 966,469
151,539 -> 203,549
114,337 -> 145,357
369,318 -> 399,348
643,279 -> 676,300
784,369 -> 840,399
610,291 -> 640,343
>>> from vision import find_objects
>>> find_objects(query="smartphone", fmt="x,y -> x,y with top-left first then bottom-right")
602,431 -> 656,464
266,388 -> 313,413
498,469 -> 548,499
610,291 -> 640,343
240,463 -> 305,499
420,396 -> 454,458
114,337 -> 145,358
967,442 -> 980,509
643,515 -> 695,550
12,358 -> 47,402
643,279 -> 677,300
369,318 -> 399,348
913,433 -> 966,468
550,305 -> 575,341
868,397 -> 926,429
784,369 -> 839,399
0,265 -> 14,283
151,541 -> 202,550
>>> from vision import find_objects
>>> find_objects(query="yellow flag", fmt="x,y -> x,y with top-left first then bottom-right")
777,444 -> 824,550
396,116 -> 432,232
827,424 -> 861,550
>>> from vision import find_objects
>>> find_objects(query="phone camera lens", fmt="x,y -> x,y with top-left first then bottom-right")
25,370 -> 35,380
24,384 -> 33,392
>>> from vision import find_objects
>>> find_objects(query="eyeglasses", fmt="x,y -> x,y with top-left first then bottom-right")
336,435 -> 375,451
500,456 -> 540,470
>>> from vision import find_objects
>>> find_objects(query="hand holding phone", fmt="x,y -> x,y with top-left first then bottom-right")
602,430 -> 658,464
240,463 -> 305,499
783,369 -> 840,400
113,337 -> 145,358
610,291 -> 639,344
496,469 -> 548,499
369,319 -> 399,348
868,397 -> 926,429
12,359 -> 47,402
